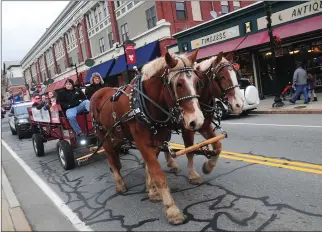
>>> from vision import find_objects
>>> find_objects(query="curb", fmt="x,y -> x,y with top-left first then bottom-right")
2,168 -> 32,231
249,110 -> 322,114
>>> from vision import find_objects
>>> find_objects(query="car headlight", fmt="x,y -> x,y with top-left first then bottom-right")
18,118 -> 29,124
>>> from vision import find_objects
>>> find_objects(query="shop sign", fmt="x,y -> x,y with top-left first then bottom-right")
257,0 -> 322,30
191,25 -> 240,50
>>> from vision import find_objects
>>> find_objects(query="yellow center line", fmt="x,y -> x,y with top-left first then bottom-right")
221,154 -> 322,175
221,151 -> 322,170
168,142 -> 322,175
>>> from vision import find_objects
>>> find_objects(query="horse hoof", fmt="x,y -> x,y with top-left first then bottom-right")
202,162 -> 211,175
189,176 -> 203,185
166,205 -> 185,225
116,186 -> 127,193
169,167 -> 181,173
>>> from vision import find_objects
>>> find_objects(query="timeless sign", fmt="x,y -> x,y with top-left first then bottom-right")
191,25 -> 240,49
257,0 -> 322,30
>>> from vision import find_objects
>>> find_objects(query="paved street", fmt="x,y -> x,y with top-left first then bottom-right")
1,114 -> 322,231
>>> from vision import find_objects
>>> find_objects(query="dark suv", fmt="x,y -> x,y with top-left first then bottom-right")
8,102 -> 33,139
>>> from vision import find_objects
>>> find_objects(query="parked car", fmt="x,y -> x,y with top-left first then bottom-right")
1,107 -> 6,118
8,102 -> 33,139
215,78 -> 260,118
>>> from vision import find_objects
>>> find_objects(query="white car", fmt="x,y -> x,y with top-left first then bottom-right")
215,78 -> 260,118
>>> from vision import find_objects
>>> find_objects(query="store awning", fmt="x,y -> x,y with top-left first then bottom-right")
84,59 -> 116,84
196,14 -> 322,60
45,70 -> 87,93
273,15 -> 322,39
109,41 -> 160,76
197,31 -> 269,59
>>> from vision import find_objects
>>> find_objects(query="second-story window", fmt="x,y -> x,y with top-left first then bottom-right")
221,1 -> 229,14
103,1 -> 108,17
99,37 -> 105,53
78,26 -> 83,38
116,1 -> 122,8
108,32 -> 114,48
94,9 -> 98,24
233,1 -> 240,10
69,57 -> 73,66
146,6 -> 157,29
176,2 -> 187,20
98,6 -> 102,21
121,23 -> 129,42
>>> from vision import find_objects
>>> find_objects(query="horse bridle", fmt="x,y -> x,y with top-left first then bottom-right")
207,61 -> 240,97
161,56 -> 200,105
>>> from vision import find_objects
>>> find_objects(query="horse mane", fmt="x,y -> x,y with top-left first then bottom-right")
141,53 -> 193,81
196,56 -> 228,72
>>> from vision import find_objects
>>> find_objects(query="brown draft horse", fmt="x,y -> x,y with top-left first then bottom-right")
164,52 -> 245,184
90,50 -> 204,224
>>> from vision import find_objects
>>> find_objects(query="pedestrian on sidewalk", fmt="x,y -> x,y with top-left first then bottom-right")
289,61 -> 309,104
307,72 -> 318,102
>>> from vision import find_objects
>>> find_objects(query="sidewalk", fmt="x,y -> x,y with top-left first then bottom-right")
250,92 -> 322,114
1,168 -> 32,231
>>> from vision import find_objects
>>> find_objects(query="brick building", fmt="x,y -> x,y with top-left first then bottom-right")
20,1 -> 253,91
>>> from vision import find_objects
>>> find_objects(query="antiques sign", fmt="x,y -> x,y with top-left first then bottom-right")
257,0 -> 322,30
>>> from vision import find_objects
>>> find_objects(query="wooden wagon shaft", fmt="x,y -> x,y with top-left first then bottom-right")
172,133 -> 227,158
76,149 -> 105,161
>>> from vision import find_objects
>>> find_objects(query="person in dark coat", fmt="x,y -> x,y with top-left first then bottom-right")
85,72 -> 105,100
56,79 -> 90,137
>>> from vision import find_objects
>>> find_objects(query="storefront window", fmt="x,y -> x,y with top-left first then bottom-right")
259,39 -> 322,95
234,52 -> 254,85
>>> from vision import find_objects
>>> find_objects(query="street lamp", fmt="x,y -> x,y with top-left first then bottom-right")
115,39 -> 136,83
265,2 -> 284,108
70,63 -> 81,87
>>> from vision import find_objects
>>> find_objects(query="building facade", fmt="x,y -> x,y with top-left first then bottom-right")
170,0 -> 322,96
20,1 -> 253,91
2,61 -> 29,102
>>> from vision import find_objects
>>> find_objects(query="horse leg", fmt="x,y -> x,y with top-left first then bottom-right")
164,152 -> 181,173
200,126 -> 222,175
134,139 -> 184,224
102,142 -> 126,193
145,164 -> 162,201
182,130 -> 203,184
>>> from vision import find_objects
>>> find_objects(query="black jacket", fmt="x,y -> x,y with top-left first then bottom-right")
57,88 -> 86,110
85,84 -> 104,100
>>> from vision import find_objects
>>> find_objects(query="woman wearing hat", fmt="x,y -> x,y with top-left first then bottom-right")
56,79 -> 90,138
85,72 -> 105,100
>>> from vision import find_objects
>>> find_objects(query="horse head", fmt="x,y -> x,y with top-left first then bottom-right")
141,50 -> 204,131
194,52 -> 244,114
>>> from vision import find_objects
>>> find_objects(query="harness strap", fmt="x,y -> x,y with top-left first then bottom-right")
128,83 -> 173,117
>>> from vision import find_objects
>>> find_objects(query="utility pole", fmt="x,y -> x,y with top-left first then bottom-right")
265,2 -> 284,108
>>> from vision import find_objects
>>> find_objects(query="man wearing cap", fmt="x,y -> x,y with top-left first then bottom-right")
56,79 -> 90,138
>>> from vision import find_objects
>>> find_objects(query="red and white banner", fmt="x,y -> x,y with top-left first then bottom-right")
125,44 -> 136,64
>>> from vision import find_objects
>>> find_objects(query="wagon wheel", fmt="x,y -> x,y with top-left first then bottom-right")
32,134 -> 45,157
57,140 -> 75,170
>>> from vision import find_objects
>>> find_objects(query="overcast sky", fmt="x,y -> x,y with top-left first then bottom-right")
2,1 -> 69,63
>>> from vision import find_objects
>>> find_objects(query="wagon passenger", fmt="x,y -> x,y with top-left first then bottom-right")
85,72 -> 105,100
56,79 -> 90,139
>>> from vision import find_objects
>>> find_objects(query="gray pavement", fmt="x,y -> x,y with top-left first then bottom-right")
250,92 -> 322,114
1,114 -> 322,231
